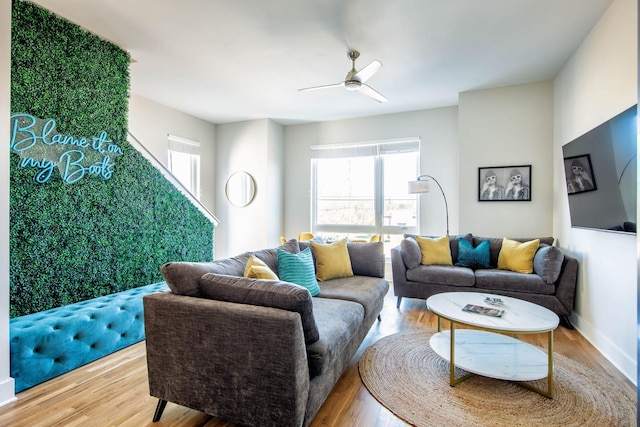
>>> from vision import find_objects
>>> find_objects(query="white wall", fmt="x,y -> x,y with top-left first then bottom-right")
215,119 -> 284,258
553,0 -> 637,383
283,107 -> 459,238
0,0 -> 16,406
128,95 -> 217,216
267,120 -> 285,245
458,81 -> 554,237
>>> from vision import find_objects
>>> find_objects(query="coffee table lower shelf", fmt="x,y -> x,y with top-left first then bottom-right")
430,329 -> 554,397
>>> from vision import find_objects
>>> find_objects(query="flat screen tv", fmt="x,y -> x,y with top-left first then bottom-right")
562,104 -> 637,233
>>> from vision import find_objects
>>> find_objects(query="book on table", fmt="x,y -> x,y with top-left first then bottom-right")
462,304 -> 505,317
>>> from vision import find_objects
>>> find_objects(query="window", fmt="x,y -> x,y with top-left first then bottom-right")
315,155 -> 375,226
311,139 -> 420,251
168,134 -> 200,199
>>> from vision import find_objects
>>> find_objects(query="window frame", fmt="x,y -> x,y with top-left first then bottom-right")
310,138 -> 420,238
167,134 -> 201,200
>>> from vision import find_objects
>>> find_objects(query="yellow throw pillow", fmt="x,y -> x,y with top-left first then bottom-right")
244,255 -> 279,280
415,235 -> 453,266
497,238 -> 540,273
309,239 -> 354,281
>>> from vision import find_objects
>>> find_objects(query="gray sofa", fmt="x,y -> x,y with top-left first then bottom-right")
391,234 -> 578,327
143,239 -> 389,427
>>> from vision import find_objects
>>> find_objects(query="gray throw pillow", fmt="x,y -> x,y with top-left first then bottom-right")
198,273 -> 320,344
347,241 -> 385,277
533,245 -> 565,284
401,237 -> 421,269
161,260 -> 243,296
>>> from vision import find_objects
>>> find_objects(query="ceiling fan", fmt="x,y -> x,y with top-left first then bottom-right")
298,51 -> 388,103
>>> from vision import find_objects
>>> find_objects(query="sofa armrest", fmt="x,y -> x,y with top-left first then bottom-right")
143,292 -> 309,427
554,254 -> 578,315
390,246 -> 410,295
390,245 -> 407,277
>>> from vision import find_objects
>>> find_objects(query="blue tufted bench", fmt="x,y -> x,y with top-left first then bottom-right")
10,282 -> 169,392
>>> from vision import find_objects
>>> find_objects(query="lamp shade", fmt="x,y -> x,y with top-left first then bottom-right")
408,174 -> 449,235
408,179 -> 430,194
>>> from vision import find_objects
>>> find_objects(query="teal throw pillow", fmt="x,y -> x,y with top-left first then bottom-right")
455,239 -> 490,270
277,247 -> 321,296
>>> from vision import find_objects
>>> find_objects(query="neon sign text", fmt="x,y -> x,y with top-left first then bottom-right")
10,113 -> 123,184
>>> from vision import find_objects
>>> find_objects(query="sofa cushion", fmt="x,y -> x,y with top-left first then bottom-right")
347,241 -> 385,277
497,238 -> 540,274
455,239 -> 491,270
315,275 -> 389,320
406,265 -> 475,287
161,239 -> 301,296
305,297 -> 364,377
277,247 -> 321,296
198,273 -> 320,344
449,233 -> 474,263
475,269 -> 555,295
400,237 -> 421,269
416,235 -> 453,266
244,255 -> 279,280
161,258 -> 246,296
473,236 -> 554,268
405,233 -> 473,264
533,244 -> 565,284
310,239 -> 354,281
301,240 -> 386,278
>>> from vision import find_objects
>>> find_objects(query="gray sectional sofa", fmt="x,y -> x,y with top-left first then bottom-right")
391,234 -> 578,327
143,239 -> 388,427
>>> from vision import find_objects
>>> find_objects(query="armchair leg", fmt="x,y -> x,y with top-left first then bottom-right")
396,296 -> 402,309
152,399 -> 167,422
377,314 -> 382,321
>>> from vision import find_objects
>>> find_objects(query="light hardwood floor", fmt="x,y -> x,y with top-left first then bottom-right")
0,288 -> 635,427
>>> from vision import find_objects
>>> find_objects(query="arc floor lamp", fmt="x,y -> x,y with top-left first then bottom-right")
408,174 -> 449,235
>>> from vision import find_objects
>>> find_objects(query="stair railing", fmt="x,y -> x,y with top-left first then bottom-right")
127,131 -> 220,226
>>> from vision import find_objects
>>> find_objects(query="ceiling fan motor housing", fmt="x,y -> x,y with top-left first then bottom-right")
344,79 -> 361,91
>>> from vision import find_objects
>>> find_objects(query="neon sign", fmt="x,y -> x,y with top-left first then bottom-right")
10,113 -> 123,184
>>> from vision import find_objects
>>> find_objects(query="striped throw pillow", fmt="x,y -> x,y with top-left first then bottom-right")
277,247 -> 320,296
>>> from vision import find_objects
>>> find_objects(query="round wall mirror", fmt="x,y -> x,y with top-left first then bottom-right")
225,171 -> 256,207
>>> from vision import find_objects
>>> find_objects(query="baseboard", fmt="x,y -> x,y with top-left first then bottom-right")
0,377 -> 15,407
571,312 -> 637,386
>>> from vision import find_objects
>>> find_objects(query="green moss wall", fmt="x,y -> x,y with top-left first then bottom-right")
9,1 -> 214,317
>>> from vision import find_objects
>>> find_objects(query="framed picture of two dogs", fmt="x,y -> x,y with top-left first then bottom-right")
478,165 -> 532,202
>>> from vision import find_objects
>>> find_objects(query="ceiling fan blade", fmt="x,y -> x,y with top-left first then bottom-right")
353,60 -> 382,83
298,82 -> 344,92
358,84 -> 388,103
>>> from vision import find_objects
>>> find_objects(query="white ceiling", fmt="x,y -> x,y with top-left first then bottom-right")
31,0 -> 613,125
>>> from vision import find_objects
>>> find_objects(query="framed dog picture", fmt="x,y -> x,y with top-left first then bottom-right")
478,165 -> 532,201
563,154 -> 597,195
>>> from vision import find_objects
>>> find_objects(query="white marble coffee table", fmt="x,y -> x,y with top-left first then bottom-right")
426,292 -> 559,398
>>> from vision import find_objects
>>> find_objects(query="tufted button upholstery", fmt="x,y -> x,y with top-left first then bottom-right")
10,282 -> 169,392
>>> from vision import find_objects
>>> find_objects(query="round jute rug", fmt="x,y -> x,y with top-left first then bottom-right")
358,329 -> 636,427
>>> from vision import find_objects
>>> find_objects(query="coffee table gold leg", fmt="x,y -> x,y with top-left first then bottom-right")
448,322 -> 474,386
449,322 -> 455,386
518,329 -> 554,398
547,329 -> 554,398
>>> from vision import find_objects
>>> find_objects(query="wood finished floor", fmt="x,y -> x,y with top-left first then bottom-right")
0,288 -> 635,427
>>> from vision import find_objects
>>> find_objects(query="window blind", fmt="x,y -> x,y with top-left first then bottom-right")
168,134 -> 200,154
310,139 -> 419,159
